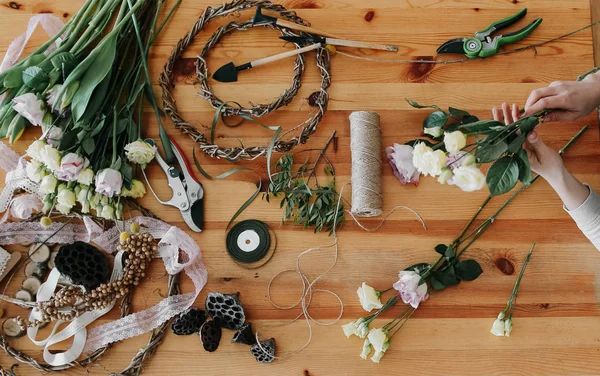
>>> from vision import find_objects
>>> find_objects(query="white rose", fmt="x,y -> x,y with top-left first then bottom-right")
39,144 -> 61,172
39,175 -> 58,195
504,318 -> 513,337
360,339 -> 372,360
77,186 -> 91,213
100,204 -> 115,220
443,131 -> 467,155
121,179 -> 146,198
355,321 -> 369,338
367,328 -> 390,364
412,142 -> 447,177
450,165 -> 486,192
56,188 -> 76,212
490,312 -> 506,337
424,126 -> 443,138
357,283 -> 383,312
12,93 -> 45,126
342,317 -> 367,338
26,140 -> 46,161
55,203 -> 71,215
55,153 -> 85,181
95,168 -> 123,197
45,126 -> 63,148
26,160 -> 45,183
124,140 -> 157,166
77,168 -> 94,185
46,84 -> 63,108
437,168 -> 453,185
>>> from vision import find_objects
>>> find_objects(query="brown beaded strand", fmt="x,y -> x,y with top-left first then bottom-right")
16,232 -> 156,329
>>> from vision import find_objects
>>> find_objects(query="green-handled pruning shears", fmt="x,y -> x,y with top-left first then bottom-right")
437,8 -> 542,59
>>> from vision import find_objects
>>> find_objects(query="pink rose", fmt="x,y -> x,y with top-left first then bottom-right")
95,168 -> 123,197
55,153 -> 86,181
12,93 -> 45,126
392,270 -> 428,309
386,143 -> 420,185
45,126 -> 63,148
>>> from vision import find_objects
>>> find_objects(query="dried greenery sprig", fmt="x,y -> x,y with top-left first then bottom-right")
265,131 -> 344,233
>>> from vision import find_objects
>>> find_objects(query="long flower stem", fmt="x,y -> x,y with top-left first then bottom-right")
455,195 -> 492,244
506,242 -> 536,317
71,0 -> 119,54
383,305 -> 412,332
366,296 -> 398,324
388,308 -> 416,339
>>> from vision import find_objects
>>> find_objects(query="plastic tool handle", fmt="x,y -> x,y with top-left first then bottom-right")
479,18 -> 542,58
477,8 -> 528,36
324,38 -> 398,52
251,43 -> 322,68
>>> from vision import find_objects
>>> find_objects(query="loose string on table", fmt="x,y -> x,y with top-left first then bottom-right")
337,21 -> 600,64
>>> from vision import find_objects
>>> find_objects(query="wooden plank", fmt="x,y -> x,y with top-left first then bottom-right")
591,0 -> 600,65
0,0 -> 599,375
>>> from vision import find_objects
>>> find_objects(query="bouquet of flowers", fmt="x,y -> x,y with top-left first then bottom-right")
345,125 -> 585,363
387,99 -> 547,196
1,0 -> 179,221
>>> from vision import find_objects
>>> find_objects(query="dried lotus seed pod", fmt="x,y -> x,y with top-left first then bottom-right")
250,338 -> 276,363
205,292 -> 245,330
171,308 -> 206,335
199,320 -> 221,352
231,322 -> 256,345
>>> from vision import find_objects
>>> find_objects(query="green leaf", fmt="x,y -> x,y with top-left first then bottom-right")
111,156 -> 122,171
89,118 -> 105,137
51,52 -> 77,71
71,36 -> 118,122
459,119 -> 503,134
518,116 -> 539,134
82,137 -> 95,155
429,274 -> 446,291
22,66 -> 49,91
116,118 -> 129,135
475,140 -> 508,163
434,244 -> 447,256
432,268 -> 460,288
449,107 -> 470,117
405,98 -> 441,111
58,130 -> 78,150
461,115 -> 479,124
515,148 -> 532,185
3,68 -> 23,88
120,162 -> 133,190
507,133 -> 526,154
455,260 -> 483,281
423,110 -> 448,129
81,72 -> 112,125
486,156 -> 519,196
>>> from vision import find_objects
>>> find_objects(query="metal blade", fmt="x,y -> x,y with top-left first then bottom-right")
213,62 -> 238,83
436,38 -> 466,54
279,36 -> 322,45
252,6 -> 276,26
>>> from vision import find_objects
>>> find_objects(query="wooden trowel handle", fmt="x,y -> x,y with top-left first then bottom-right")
252,43 -> 322,68
275,19 -> 341,39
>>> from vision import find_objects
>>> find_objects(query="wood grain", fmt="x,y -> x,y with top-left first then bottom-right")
0,1 -> 599,375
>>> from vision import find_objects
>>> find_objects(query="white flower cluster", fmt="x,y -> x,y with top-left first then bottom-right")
409,131 -> 486,192
25,140 -> 146,219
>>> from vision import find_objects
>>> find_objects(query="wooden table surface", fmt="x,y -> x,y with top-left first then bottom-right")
1,0 -> 600,375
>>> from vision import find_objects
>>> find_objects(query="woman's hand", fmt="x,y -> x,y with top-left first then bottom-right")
491,103 -> 565,183
521,73 -> 600,122
491,103 -> 589,210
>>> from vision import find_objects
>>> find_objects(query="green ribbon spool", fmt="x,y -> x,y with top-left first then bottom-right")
226,220 -> 275,268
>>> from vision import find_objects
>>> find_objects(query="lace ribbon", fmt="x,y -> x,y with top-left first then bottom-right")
0,247 -> 10,281
0,143 -> 43,217
0,216 -> 207,363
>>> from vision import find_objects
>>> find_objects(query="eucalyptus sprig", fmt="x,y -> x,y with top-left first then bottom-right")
265,131 -> 344,233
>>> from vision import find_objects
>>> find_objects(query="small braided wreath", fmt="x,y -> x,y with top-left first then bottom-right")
159,0 -> 332,161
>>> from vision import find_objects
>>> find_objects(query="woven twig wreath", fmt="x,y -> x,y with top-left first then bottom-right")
159,0 -> 332,161
0,203 -> 178,375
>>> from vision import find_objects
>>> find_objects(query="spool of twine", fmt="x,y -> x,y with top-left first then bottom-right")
349,111 -> 383,217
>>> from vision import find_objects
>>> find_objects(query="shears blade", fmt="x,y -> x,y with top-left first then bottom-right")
436,38 -> 466,54
280,36 -> 324,45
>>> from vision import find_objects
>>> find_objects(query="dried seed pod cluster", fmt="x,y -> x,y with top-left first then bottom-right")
54,242 -> 109,289
205,292 -> 245,330
251,338 -> 276,363
200,320 -> 222,352
16,232 -> 155,329
171,308 -> 206,335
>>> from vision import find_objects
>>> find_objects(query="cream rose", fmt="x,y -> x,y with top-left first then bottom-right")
424,126 -> 443,138
39,144 -> 61,172
450,165 -> 486,192
125,140 -> 157,166
26,160 -> 45,183
100,204 -> 115,220
412,142 -> 447,177
12,93 -> 45,126
77,168 -> 94,186
26,140 -> 46,161
490,312 -> 506,337
39,175 -> 58,195
443,131 -> 467,155
121,179 -> 146,198
56,188 -> 76,213
367,328 -> 390,364
357,283 -> 383,312
46,84 -> 63,108
360,339 -> 372,360
77,186 -> 91,213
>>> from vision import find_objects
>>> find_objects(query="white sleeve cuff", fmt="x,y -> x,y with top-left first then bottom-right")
564,185 -> 600,250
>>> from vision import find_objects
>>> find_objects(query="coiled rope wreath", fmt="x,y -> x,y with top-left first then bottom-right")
159,0 -> 332,161
0,202 -> 179,376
